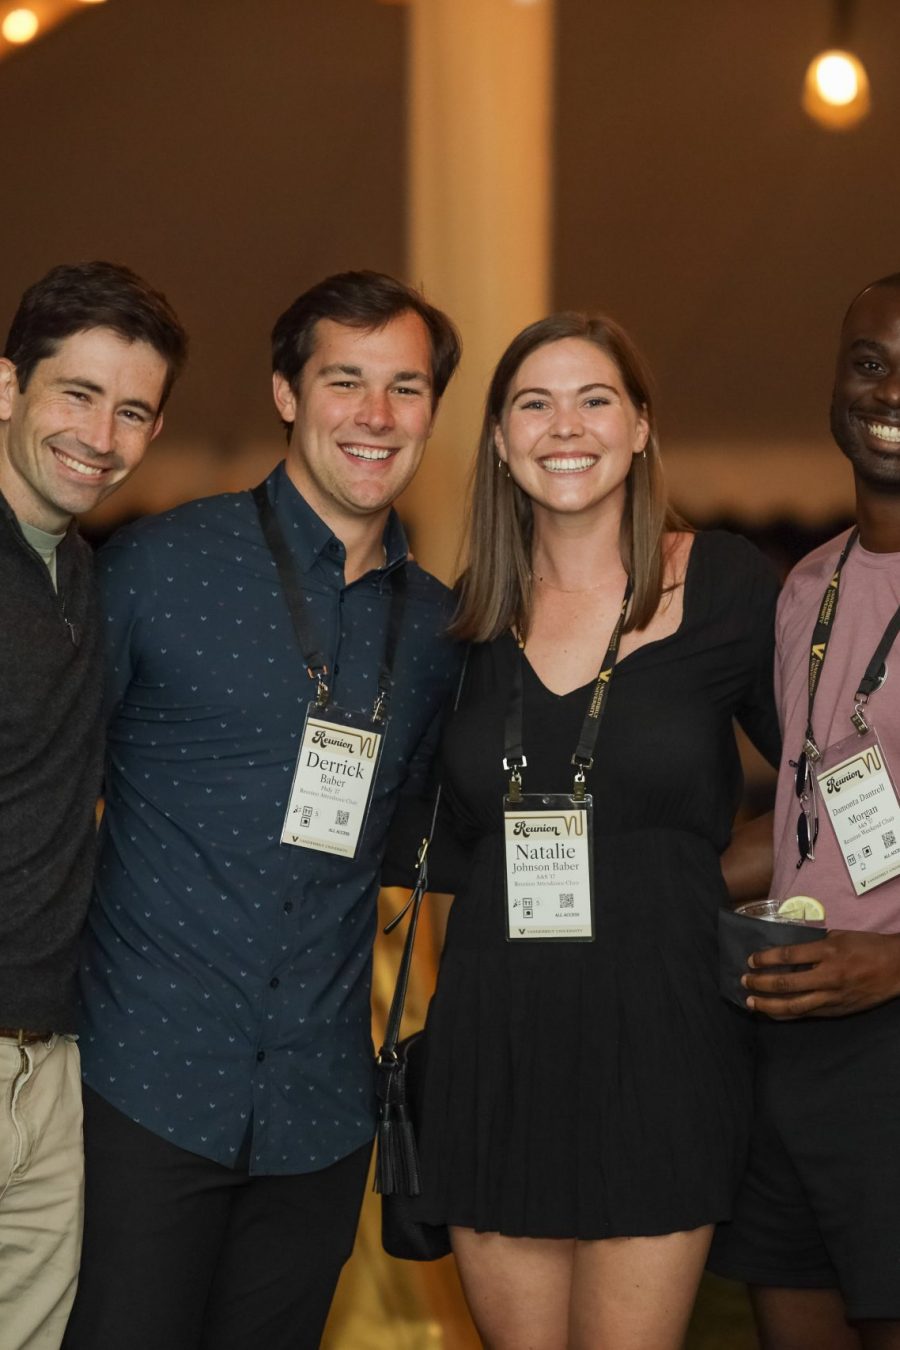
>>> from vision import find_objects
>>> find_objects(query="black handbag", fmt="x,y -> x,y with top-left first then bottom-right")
377,1031 -> 451,1261
373,654 -> 468,1262
374,834 -> 451,1261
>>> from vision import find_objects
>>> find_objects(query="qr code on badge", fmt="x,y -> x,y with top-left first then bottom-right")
558,893 -> 574,909
883,830 -> 896,848
336,810 -> 350,826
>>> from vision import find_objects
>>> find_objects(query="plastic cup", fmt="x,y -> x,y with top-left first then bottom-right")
719,900 -> 824,1008
735,898 -> 824,927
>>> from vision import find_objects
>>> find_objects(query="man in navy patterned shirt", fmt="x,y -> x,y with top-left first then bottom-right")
65,273 -> 461,1350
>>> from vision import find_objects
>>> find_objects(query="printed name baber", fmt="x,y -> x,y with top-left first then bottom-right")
305,751 -> 365,781
512,842 -> 580,874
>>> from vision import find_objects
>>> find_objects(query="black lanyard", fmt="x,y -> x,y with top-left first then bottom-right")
804,527 -> 900,756
252,483 -> 407,723
503,580 -> 632,802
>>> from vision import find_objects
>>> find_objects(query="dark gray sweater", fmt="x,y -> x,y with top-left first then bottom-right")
0,491 -> 104,1031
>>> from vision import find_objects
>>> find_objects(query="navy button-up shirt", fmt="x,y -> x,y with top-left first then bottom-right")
78,464 -> 457,1174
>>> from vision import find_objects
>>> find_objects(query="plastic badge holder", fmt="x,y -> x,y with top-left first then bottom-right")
718,902 -> 824,1009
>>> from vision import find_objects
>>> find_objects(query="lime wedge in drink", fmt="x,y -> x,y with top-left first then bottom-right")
777,895 -> 826,922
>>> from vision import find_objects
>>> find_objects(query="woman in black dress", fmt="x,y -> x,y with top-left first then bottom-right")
411,313 -> 779,1349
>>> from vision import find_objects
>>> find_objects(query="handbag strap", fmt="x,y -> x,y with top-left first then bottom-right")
376,647 -> 469,1063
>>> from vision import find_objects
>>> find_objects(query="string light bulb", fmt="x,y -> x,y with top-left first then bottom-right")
803,0 -> 871,130
2,8 -> 39,43
803,48 -> 870,128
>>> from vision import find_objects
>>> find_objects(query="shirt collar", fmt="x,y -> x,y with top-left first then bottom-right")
0,487 -> 78,552
267,461 -> 410,578
20,519 -> 66,557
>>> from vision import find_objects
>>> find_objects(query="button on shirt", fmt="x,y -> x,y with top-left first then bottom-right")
78,464 -> 458,1174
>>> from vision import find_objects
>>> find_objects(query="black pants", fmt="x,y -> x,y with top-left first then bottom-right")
63,1087 -> 372,1350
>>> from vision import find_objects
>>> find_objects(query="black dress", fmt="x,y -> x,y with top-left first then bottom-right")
409,532 -> 780,1239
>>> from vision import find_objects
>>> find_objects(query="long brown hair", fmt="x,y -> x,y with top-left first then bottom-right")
452,312 -> 685,643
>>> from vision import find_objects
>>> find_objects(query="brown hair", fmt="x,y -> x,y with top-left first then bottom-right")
452,311 -> 685,642
4,260 -> 187,409
271,270 -> 461,440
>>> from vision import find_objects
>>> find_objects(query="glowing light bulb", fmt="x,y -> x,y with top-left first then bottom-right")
815,51 -> 859,104
803,48 -> 870,130
2,8 -> 39,43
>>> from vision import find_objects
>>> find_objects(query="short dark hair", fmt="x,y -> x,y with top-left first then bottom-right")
271,269 -> 461,436
4,260 -> 188,408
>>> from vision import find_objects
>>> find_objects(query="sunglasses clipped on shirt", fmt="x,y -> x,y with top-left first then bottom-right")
792,750 -> 818,867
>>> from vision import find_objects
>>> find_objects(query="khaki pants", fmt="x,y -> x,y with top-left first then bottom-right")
0,1036 -> 84,1349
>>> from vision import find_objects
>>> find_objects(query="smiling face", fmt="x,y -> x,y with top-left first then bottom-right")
494,337 -> 649,524
0,326 -> 166,532
273,311 -> 436,531
831,284 -> 900,492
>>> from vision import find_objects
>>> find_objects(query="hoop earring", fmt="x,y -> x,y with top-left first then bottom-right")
497,457 -> 510,479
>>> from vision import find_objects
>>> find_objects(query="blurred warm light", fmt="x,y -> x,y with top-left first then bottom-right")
803,47 -> 871,128
0,0 -> 109,58
811,50 -> 862,104
2,8 -> 39,43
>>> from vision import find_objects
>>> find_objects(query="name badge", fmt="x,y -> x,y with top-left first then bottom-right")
816,724 -> 900,895
503,794 -> 594,941
282,703 -> 385,858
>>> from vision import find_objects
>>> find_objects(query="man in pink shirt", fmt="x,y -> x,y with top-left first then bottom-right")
710,276 -> 900,1350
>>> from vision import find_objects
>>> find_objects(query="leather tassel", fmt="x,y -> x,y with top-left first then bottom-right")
374,1053 -> 422,1196
375,1102 -> 421,1197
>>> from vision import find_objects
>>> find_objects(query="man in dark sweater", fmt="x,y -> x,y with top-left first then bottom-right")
0,261 -> 187,1350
